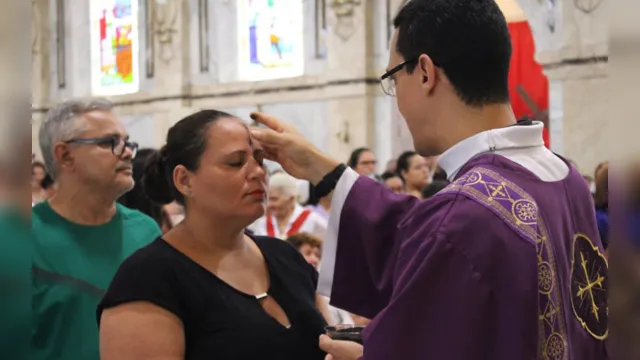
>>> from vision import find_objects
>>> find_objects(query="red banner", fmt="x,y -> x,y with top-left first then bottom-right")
508,21 -> 550,148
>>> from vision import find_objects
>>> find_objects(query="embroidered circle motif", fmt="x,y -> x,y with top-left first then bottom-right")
570,234 -> 609,340
512,199 -> 538,224
538,261 -> 554,294
466,171 -> 482,185
544,332 -> 566,360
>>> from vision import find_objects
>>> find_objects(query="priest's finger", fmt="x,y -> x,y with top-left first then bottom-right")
260,146 -> 280,162
249,112 -> 287,133
250,127 -> 287,147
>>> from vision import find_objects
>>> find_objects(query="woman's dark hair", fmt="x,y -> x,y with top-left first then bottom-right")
594,162 -> 608,210
40,173 -> 54,190
421,180 -> 449,199
347,147 -> 372,168
119,148 -> 167,226
380,171 -> 404,184
396,151 -> 419,174
432,166 -> 448,181
142,110 -> 234,205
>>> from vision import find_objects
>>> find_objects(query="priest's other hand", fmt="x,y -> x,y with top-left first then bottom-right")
249,112 -> 340,185
319,334 -> 364,360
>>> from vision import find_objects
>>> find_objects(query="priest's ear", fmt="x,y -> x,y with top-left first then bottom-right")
417,54 -> 438,95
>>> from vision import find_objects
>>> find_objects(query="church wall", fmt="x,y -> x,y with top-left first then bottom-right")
514,0 -> 609,173
31,0 -> 613,175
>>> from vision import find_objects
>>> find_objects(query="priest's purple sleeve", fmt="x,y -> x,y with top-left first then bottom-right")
317,168 -> 420,319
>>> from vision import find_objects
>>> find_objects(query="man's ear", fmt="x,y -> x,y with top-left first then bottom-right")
417,54 -> 437,93
53,142 -> 73,172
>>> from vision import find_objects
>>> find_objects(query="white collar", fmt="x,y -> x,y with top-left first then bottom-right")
438,121 -> 546,180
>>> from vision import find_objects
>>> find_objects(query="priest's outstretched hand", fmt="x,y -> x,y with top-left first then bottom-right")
249,112 -> 339,184
319,334 -> 364,360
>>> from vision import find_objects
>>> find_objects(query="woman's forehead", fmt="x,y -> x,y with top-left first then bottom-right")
207,118 -> 256,150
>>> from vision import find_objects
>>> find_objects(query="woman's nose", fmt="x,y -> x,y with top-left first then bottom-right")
248,160 -> 266,178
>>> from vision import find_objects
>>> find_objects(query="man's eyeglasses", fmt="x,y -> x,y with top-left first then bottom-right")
380,57 -> 441,96
64,136 -> 139,158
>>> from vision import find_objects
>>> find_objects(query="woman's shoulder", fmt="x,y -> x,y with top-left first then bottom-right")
116,237 -> 188,279
251,234 -> 319,287
252,235 -> 308,268
252,234 -> 298,255
98,238 -> 190,324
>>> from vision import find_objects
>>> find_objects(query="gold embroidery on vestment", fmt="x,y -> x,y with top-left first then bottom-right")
443,168 -> 568,360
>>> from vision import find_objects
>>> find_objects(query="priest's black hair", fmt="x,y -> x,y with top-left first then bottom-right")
393,0 -> 512,106
142,109 -> 235,205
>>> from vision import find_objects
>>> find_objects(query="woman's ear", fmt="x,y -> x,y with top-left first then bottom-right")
173,165 -> 193,198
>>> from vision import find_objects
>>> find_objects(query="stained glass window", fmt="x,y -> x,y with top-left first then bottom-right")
237,0 -> 304,81
90,0 -> 139,96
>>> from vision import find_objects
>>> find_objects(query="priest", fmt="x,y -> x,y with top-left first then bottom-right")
250,0 -> 609,359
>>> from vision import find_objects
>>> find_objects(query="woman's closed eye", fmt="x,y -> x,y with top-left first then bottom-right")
226,149 -> 265,168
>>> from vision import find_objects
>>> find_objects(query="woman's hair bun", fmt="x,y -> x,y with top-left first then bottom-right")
141,146 -> 175,205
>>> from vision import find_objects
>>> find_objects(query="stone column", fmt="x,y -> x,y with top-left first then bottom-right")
323,0 -> 378,162
144,0 -> 192,99
379,0 -> 418,166
31,0 -> 52,157
517,0 -> 608,173
32,0 -> 51,111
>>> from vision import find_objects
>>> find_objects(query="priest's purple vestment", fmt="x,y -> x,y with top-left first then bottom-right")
319,153 -> 608,360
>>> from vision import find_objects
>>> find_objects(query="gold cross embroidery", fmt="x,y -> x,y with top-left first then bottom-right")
576,252 -> 605,322
489,184 -> 506,197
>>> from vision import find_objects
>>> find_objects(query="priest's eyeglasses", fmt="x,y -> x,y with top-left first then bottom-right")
380,57 -> 441,96
64,136 -> 139,158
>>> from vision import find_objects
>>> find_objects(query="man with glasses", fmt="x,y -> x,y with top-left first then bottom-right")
31,99 -> 161,360
249,0 -> 608,359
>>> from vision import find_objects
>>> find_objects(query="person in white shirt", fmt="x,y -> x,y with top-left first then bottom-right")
251,172 -> 327,239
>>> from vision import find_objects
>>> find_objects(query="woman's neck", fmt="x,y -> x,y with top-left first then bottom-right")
180,210 -> 247,253
407,183 -> 422,195
407,189 -> 422,199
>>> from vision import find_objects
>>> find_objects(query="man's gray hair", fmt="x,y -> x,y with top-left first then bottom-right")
39,98 -> 115,178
